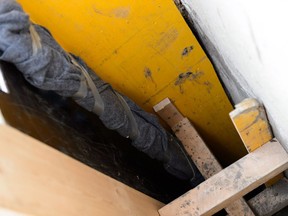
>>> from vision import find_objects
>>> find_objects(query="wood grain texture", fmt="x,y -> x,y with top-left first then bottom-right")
171,118 -> 222,178
159,140 -> 288,216
0,125 -> 163,216
154,98 -> 254,216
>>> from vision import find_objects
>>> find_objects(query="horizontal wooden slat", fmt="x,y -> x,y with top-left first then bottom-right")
0,125 -> 163,216
159,140 -> 288,216
154,98 -> 255,216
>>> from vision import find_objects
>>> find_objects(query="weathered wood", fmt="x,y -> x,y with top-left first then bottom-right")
248,178 -> 288,216
159,140 -> 288,216
230,98 -> 284,187
229,98 -> 273,152
0,125 -> 163,216
154,98 -> 255,216
153,98 -> 185,128
172,118 -> 222,178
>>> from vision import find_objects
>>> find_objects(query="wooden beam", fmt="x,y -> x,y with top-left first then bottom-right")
230,98 -> 284,186
171,118 -> 222,178
153,98 -> 185,128
154,98 -> 255,215
0,207 -> 29,216
0,125 -> 163,216
158,140 -> 288,216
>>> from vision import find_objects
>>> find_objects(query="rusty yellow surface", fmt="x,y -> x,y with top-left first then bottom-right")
230,98 -> 283,186
17,0 -> 246,165
230,98 -> 273,152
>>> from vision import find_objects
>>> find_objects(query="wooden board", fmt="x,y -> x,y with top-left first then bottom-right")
17,0 -> 247,167
229,98 -> 273,152
158,140 -> 288,216
154,98 -> 254,216
0,125 -> 163,216
230,98 -> 284,186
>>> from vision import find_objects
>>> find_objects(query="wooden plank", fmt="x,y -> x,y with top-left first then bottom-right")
153,98 -> 185,128
0,207 -> 29,216
229,98 -> 273,152
172,118 -> 222,178
248,178 -> 288,216
17,0 -> 246,168
154,98 -> 255,216
158,140 -> 288,216
230,98 -> 284,186
0,125 -> 163,216
0,110 -> 5,125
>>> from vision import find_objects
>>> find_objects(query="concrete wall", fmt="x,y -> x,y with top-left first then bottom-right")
179,0 -> 288,151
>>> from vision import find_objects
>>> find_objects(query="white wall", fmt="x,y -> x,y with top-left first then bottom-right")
180,0 -> 288,153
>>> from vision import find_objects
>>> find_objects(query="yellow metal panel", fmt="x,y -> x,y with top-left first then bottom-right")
17,0 -> 246,165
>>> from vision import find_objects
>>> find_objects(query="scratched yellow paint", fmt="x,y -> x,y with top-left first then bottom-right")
230,98 -> 283,186
230,99 -> 273,152
17,0 -> 246,165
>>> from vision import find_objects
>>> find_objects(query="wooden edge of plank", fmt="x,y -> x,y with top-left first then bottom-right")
154,100 -> 255,215
153,98 -> 172,113
229,98 -> 283,187
0,125 -> 163,216
172,119 -> 255,215
229,98 -> 260,119
159,140 -> 288,216
265,172 -> 284,187
153,98 -> 184,127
